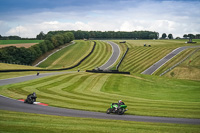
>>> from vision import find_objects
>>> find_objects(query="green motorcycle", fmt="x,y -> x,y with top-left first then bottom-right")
106,103 -> 128,115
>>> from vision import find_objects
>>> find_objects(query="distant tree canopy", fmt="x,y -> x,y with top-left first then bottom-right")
0,35 -> 36,40
0,31 -> 74,65
182,34 -> 200,39
44,30 -> 159,40
161,33 -> 167,39
36,31 -> 46,40
188,34 -> 195,39
168,34 -> 173,39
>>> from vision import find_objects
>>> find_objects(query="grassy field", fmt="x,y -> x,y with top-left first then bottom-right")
71,40 -> 112,71
1,110 -> 200,133
0,63 -> 42,79
0,63 -> 41,70
0,39 -> 200,132
0,72 -> 199,119
0,40 -> 43,45
163,48 -> 200,80
113,39 -> 200,76
38,40 -> 93,69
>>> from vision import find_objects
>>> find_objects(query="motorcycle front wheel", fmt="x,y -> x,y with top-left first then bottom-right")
117,109 -> 124,115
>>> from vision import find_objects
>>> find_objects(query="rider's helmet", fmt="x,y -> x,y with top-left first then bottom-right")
118,100 -> 122,103
33,92 -> 36,96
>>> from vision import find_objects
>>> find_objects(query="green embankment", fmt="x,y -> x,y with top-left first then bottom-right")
72,40 -> 112,71
114,39 -> 200,78
0,63 -> 42,79
0,40 -> 43,45
38,40 -> 112,70
162,48 -> 200,80
0,72 -> 199,119
38,40 -> 93,69
119,46 -> 174,73
0,63 -> 41,70
1,110 -> 199,133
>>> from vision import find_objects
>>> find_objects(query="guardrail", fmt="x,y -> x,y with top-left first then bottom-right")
116,47 -> 129,70
160,48 -> 200,76
86,70 -> 130,74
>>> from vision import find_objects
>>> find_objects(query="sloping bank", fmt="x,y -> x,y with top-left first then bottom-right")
0,42 -> 96,72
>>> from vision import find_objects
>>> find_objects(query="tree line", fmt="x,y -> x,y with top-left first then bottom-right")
161,33 -> 200,39
0,32 -> 74,65
0,35 -> 36,40
183,34 -> 200,39
37,30 -> 159,40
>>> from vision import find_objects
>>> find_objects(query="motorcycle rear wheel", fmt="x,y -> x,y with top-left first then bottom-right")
106,108 -> 112,114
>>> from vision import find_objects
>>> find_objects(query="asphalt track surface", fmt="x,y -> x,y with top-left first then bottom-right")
1,95 -> 200,124
0,71 -> 76,86
99,41 -> 120,70
142,46 -> 200,75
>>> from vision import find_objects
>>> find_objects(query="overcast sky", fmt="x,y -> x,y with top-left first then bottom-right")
0,0 -> 199,38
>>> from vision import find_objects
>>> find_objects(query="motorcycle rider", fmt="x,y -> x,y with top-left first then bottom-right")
25,92 -> 37,103
112,100 -> 125,110
118,100 -> 125,106
27,92 -> 36,99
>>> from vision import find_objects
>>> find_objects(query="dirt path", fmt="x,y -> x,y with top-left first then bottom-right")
0,43 -> 37,48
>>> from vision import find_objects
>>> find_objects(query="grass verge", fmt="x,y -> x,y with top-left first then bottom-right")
0,110 -> 200,133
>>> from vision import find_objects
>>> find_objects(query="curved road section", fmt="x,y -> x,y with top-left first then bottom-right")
0,95 -> 200,124
0,71 -> 75,86
142,46 -> 200,75
99,41 -> 120,70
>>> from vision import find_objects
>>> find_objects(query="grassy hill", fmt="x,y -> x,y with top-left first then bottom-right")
38,40 -> 93,69
1,39 -> 200,132
0,72 -> 199,119
37,40 -> 112,70
72,40 -> 112,71
113,39 -> 200,80
162,48 -> 200,80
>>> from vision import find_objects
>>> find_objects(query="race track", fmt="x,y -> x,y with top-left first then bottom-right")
1,95 -> 200,124
99,41 -> 120,70
0,43 -> 200,125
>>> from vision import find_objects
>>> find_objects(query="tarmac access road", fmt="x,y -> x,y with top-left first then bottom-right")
0,95 -> 200,125
99,41 -> 120,70
141,46 -> 200,75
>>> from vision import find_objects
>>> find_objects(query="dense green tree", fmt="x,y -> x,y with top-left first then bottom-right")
161,33 -> 167,39
0,31 -> 74,65
168,34 -> 173,39
196,34 -> 200,39
183,34 -> 188,38
36,31 -> 46,40
188,34 -> 195,39
63,33 -> 70,43
149,34 -> 156,39
38,42 -> 48,54
44,40 -> 54,51
30,44 -> 42,58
